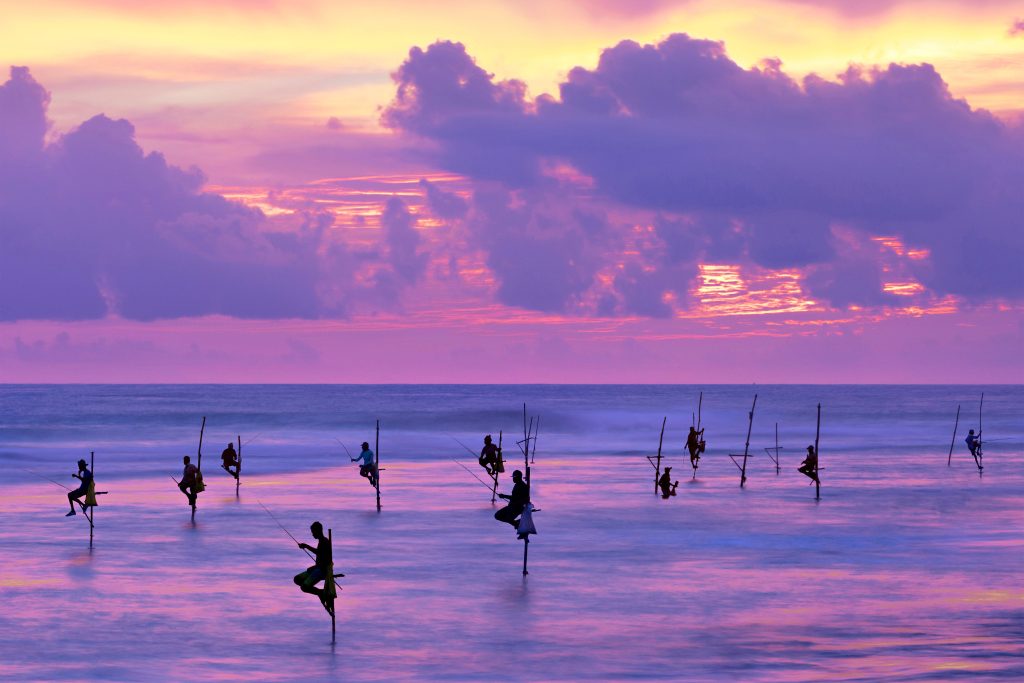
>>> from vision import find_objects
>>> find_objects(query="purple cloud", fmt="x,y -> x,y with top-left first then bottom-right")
385,36 -> 1024,309
0,67 -> 388,322
1011,18 -> 1024,36
380,197 -> 428,284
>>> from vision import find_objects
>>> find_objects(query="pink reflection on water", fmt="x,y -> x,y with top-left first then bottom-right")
2,451 -> 1024,681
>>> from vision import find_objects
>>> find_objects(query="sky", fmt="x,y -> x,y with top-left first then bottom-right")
1,0 -> 1023,382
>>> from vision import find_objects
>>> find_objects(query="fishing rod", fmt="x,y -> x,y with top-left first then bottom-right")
449,435 -> 478,459
335,438 -> 353,459
450,457 -> 496,493
20,467 -> 71,491
256,499 -> 315,562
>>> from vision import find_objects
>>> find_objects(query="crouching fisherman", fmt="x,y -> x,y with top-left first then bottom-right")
658,466 -> 678,498
221,442 -> 240,479
479,434 -> 503,476
178,455 -> 203,509
495,469 -> 531,536
965,429 -> 983,469
294,521 -> 335,614
798,445 -> 819,483
66,459 -> 95,516
686,426 -> 705,468
351,442 -> 377,487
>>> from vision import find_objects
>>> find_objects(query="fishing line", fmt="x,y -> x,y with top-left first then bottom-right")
256,499 -> 315,561
19,467 -> 71,491
449,457 -> 495,493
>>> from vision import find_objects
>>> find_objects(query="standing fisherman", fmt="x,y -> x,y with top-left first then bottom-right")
179,455 -> 200,509
658,466 -> 678,498
294,521 -> 334,613
65,458 -> 93,516
221,442 -> 240,479
965,429 -> 983,469
495,469 -> 529,532
686,426 -> 705,468
479,434 -> 502,476
798,445 -> 819,484
351,442 -> 377,487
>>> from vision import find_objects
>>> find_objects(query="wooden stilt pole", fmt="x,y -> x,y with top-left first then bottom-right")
522,404 -> 532,576
741,395 -> 756,488
197,416 -> 206,470
491,430 -> 503,504
531,417 -> 539,465
194,416 -> 206,520
88,451 -> 95,549
697,392 -> 703,433
692,392 -> 704,479
375,419 -> 381,512
236,434 -> 242,496
328,527 -> 336,643
978,393 -> 984,468
654,417 -> 666,494
814,403 -> 821,500
947,405 -> 960,467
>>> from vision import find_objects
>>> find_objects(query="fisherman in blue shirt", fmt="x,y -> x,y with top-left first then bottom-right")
965,429 -> 983,469
351,441 -> 377,487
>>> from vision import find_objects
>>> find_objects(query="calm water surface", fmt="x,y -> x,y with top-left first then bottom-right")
1,385 -> 1022,681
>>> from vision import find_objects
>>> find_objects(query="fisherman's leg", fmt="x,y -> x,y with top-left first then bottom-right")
67,490 -> 81,515
494,506 -> 520,527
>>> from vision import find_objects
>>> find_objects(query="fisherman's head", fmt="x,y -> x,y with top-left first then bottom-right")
227,443 -> 234,449
512,469 -> 523,482
183,455 -> 191,465
689,426 -> 696,433
969,429 -> 975,434
361,442 -> 370,451
665,467 -> 672,473
77,459 -> 87,470
310,521 -> 324,538
807,445 -> 815,453
484,435 -> 492,444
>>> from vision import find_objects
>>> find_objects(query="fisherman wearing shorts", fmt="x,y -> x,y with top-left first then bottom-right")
352,442 -> 377,487
294,521 -> 333,611
66,458 -> 92,516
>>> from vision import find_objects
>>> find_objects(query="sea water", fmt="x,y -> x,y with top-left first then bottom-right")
1,385 -> 1022,681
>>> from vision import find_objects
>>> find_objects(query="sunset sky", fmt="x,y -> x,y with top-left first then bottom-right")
2,0 -> 1023,382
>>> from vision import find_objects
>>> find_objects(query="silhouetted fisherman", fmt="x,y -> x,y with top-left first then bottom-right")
294,521 -> 333,613
221,443 -> 239,479
351,442 -> 377,487
798,445 -> 819,483
658,467 -> 678,498
179,455 -> 199,508
479,434 -> 502,476
965,429 -> 983,469
495,469 -> 529,529
66,459 -> 93,516
686,426 -> 705,467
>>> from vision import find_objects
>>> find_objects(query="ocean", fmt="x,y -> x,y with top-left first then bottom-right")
1,385 -> 1022,681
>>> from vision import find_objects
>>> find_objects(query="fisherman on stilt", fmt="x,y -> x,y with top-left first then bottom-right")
495,469 -> 529,538
293,521 -> 334,614
66,458 -> 93,516
221,442 -> 240,479
479,434 -> 503,477
351,441 -> 377,487
965,429 -> 983,470
686,426 -> 705,469
658,466 -> 678,498
798,445 -> 819,484
179,455 -> 201,509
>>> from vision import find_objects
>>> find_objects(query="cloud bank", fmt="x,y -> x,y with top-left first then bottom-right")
0,67 -> 429,322
385,35 -> 1024,313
